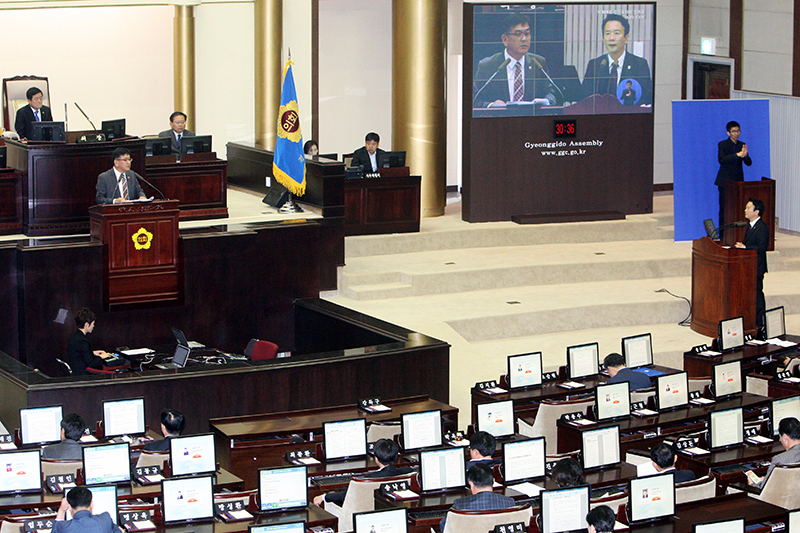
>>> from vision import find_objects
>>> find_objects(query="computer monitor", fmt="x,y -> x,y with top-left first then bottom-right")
353,508 -> 408,533
30,121 -> 66,142
580,425 -> 620,470
378,151 -> 406,168
401,410 -> 442,451
82,442 -> 131,485
719,316 -> 745,352
20,405 -> 63,446
787,509 -> 800,533
708,408 -> 744,449
765,307 -> 786,339
539,485 -> 590,533
169,434 -> 217,476
102,119 -> 126,140
419,447 -> 466,492
162,475 -> 215,524
0,450 -> 42,494
712,360 -> 742,399
322,418 -> 367,461
317,153 -> 338,161
257,466 -> 307,512
622,333 -> 653,369
249,524 -> 306,533
508,351 -> 543,390
656,372 -> 689,411
145,136 -> 172,156
567,342 -> 599,379
693,517 -> 745,533
476,400 -> 515,438
181,135 -> 212,154
595,382 -> 631,421
102,397 -> 145,438
703,218 -> 719,240
627,472 -> 675,524
771,396 -> 800,437
502,437 -> 545,484
88,485 -> 119,524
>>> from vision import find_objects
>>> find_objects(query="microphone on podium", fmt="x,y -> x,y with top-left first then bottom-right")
74,103 -> 97,131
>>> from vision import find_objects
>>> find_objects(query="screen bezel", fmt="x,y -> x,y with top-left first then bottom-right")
692,517 -> 745,533
765,306 -> 786,339
627,471 -> 676,524
102,397 -> 146,438
719,316 -> 745,352
400,409 -> 443,452
711,360 -> 742,399
771,395 -> 800,437
0,449 -> 43,495
19,404 -> 63,446
501,436 -> 546,484
181,135 -> 212,154
172,344 -> 191,368
169,433 -> 217,477
161,474 -> 215,524
322,418 -> 368,462
580,424 -> 621,470
621,333 -> 653,369
30,121 -> 66,142
507,351 -> 544,390
82,442 -> 132,485
353,507 -> 409,533
539,485 -> 591,533
145,136 -> 172,157
567,342 -> 600,380
708,407 -> 744,450
257,465 -> 308,513
101,118 -> 126,140
476,399 -> 516,438
87,484 -> 119,524
419,446 -> 466,493
656,371 -> 689,411
595,381 -> 631,421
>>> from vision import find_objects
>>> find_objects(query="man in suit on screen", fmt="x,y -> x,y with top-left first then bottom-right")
582,14 -> 652,105
473,14 -> 558,108
735,198 -> 769,328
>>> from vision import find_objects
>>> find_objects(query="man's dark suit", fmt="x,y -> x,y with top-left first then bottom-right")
715,138 -> 752,227
42,439 -> 83,460
473,52 -> 557,107
622,87 -> 637,105
95,169 -> 146,204
52,510 -> 117,533
582,52 -> 652,105
466,457 -> 500,471
439,490 -> 517,532
158,129 -> 195,155
607,367 -> 652,390
15,104 -> 53,140
661,467 -> 696,483
351,146 -> 385,175
324,464 -> 412,506
144,435 -> 174,452
742,218 -> 769,327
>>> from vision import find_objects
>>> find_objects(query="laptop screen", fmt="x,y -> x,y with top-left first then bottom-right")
172,327 -> 189,347
508,352 -> 543,389
772,396 -> 800,437
656,372 -> 689,411
162,475 -> 215,524
693,518 -> 745,533
258,466 -> 307,512
323,418 -> 367,461
765,307 -> 786,339
628,472 -> 675,524
581,425 -> 620,470
249,524 -> 306,533
712,361 -> 742,398
419,447 -> 466,492
88,485 -> 119,524
103,398 -> 146,438
567,342 -> 599,379
83,443 -> 131,485
709,408 -> 744,449
170,434 -> 217,476
540,485 -> 590,533
719,317 -> 744,351
401,410 -> 442,451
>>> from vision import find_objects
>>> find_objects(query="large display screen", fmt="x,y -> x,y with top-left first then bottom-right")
470,3 -> 654,117
170,434 -> 217,476
628,472 -> 675,523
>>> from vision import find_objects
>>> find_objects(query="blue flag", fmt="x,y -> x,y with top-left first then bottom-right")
273,60 -> 306,196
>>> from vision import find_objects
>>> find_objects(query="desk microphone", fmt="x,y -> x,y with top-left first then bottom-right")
473,58 -> 511,105
530,56 -> 565,102
74,103 -> 97,131
136,174 -> 167,200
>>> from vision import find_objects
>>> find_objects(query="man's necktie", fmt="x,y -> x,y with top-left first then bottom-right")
177,133 -> 182,151
34,110 -> 40,122
513,61 -> 524,102
609,62 -> 619,94
120,174 -> 129,200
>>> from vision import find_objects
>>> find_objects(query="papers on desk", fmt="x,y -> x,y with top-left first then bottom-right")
747,339 -> 767,346
481,387 -> 508,395
690,397 -> 716,406
0,442 -> 17,450
558,380 -> 585,389
138,473 -> 164,485
769,338 -> 798,348
362,403 -> 392,413
386,489 -> 418,500
782,377 -> 800,383
218,509 -> 253,522
294,456 -> 321,465
632,408 -> 659,417
746,435 -> 774,445
697,350 -> 722,357
614,521 -> 630,530
508,482 -> 544,497
79,434 -> 98,443
121,348 -> 155,356
568,418 -> 596,427
123,520 -> 157,531
680,446 -> 709,455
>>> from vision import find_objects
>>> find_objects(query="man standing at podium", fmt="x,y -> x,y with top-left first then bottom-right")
715,121 -> 752,230
96,147 -> 148,204
735,198 -> 768,328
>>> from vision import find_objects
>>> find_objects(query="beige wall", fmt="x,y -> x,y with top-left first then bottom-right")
688,0 -> 730,57
742,0 -> 793,95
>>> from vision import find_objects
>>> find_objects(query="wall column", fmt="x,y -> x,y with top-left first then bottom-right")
392,0 -> 447,217
173,5 -> 196,130
254,0 -> 283,149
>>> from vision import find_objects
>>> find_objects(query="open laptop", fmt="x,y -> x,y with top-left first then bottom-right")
156,328 -> 203,369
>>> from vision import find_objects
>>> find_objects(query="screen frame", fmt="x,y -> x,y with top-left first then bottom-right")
771,395 -> 800,437
87,484 -> 119,524
161,474 -> 215,524
30,121 -> 66,142
580,424 -> 621,470
765,306 -> 786,339
626,471 -> 676,525
708,407 -> 744,450
476,399 -> 516,438
169,433 -> 217,477
19,404 -> 64,446
400,409 -> 443,452
418,446 -> 466,493
621,333 -> 654,369
567,342 -> 600,380
181,135 -> 212,154
102,397 -> 146,438
594,381 -> 631,421
145,136 -> 172,157
101,118 -> 126,140
501,436 -> 546,484
322,418 -> 368,462
257,465 -> 308,513
507,351 -> 544,390
718,316 -> 745,352
692,517 -> 745,533
82,442 -> 132,485
539,484 -> 591,533
0,449 -> 43,495
655,371 -> 689,411
353,507 -> 409,533
711,360 -> 742,399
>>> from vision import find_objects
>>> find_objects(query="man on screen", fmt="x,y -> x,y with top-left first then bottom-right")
439,463 -> 516,532
473,14 -> 558,108
749,417 -> 800,488
158,112 -> 195,155
735,198 -> 769,328
582,14 -> 652,105
715,121 -> 752,230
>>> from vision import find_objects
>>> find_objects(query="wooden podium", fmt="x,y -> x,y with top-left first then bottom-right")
722,177 -> 776,250
691,236 -> 756,338
89,200 -> 183,309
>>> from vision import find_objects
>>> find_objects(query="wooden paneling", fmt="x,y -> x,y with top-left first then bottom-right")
344,175 -> 421,236
145,154 -> 228,220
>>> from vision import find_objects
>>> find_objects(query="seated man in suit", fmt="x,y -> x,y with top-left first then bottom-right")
350,132 -> 384,175
95,147 -> 148,204
144,408 -> 185,452
42,413 -> 86,460
604,353 -> 652,390
466,431 -> 499,470
313,438 -> 412,507
14,86 -> 54,141
649,443 -> 695,483
53,486 -> 117,533
439,463 -> 516,532
586,505 -> 616,533
473,13 -> 557,108
158,111 -> 195,154
749,417 -> 800,489
581,14 -> 652,105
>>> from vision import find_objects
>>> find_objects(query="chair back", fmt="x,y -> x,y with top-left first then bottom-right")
326,473 -> 415,533
590,490 -> 628,511
630,388 -> 655,405
688,378 -> 711,393
135,450 -> 169,469
214,489 -> 258,513
756,463 -> 800,508
40,458 -> 82,478
442,503 -> 532,533
745,375 -> 769,397
524,397 -> 595,454
251,340 -> 278,361
675,474 -> 716,504
366,422 -> 401,442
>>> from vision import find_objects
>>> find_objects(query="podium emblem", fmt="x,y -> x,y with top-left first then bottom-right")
132,227 -> 154,250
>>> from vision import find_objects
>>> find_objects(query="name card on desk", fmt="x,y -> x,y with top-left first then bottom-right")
494,523 -> 526,533
445,430 -> 468,446
0,434 -> 12,443
359,398 -> 391,413
120,510 -> 152,524
542,372 -> 559,382
24,518 -> 56,533
215,500 -> 253,522
475,380 -> 507,394
674,438 -> 699,451
776,370 -> 793,381
286,449 -> 319,464
45,473 -> 75,493
561,412 -> 594,426
379,480 -> 417,500
691,344 -> 710,354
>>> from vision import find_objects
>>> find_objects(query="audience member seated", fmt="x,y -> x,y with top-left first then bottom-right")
144,408 -> 185,452
604,352 -> 651,390
750,417 -> 800,488
313,438 -> 412,507
350,132 -> 384,175
14,86 -> 53,142
586,504 -> 616,533
158,111 -> 195,155
467,430 -> 500,470
53,486 -> 117,533
439,463 -> 516,532
649,443 -> 695,482
42,413 -> 85,460
68,307 -> 115,375
303,140 -> 318,156
551,457 -> 584,487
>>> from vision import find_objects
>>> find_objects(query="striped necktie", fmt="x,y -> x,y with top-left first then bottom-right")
513,62 -> 524,101
120,174 -> 129,200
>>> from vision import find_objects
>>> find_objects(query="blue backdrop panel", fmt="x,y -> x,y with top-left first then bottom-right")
672,99 -> 770,241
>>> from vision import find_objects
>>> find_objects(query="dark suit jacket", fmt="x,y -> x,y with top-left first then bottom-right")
582,52 -> 652,105
144,435 -> 175,452
622,87 -> 637,105
42,439 -> 83,460
440,490 -> 517,532
351,146 -> 385,174
67,330 -> 104,376
715,138 -> 752,186
15,104 -> 53,140
607,367 -> 652,391
95,169 -> 146,204
158,129 -> 195,155
324,464 -> 413,506
466,457 -> 500,471
473,52 -> 556,107
52,510 -> 117,533
743,218 -> 769,276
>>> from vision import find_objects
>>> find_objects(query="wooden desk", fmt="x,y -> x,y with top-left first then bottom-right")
344,174 -> 421,236
683,336 -> 800,378
677,441 -> 782,494
556,393 -> 771,454
211,396 -> 458,489
145,153 -> 228,221
0,167 -> 22,234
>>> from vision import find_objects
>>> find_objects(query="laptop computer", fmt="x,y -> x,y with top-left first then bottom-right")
156,328 -> 204,369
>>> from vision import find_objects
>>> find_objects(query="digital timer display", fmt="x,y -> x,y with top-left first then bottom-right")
554,120 -> 576,138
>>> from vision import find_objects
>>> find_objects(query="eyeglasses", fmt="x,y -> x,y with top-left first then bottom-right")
505,30 -> 531,39
115,157 -> 133,162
